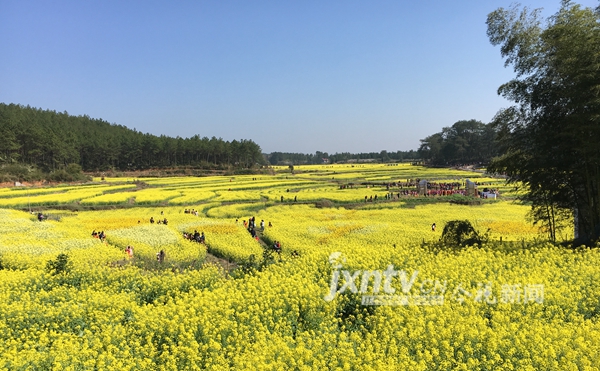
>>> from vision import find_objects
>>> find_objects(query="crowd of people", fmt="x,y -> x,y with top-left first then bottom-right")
243,216 -> 262,240
149,216 -> 168,225
184,209 -> 199,216
239,216 -> 285,255
364,195 -> 379,202
424,189 -> 466,197
272,241 -> 281,253
183,230 -> 205,244
426,181 -> 463,191
91,230 -> 106,242
344,178 -> 503,202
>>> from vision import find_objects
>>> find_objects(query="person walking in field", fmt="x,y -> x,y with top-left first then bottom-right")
432,223 -> 436,232
157,250 -> 165,263
125,245 -> 134,259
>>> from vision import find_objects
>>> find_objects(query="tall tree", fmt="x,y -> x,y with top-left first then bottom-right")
486,1 -> 600,243
418,133 -> 444,164
418,120 -> 496,165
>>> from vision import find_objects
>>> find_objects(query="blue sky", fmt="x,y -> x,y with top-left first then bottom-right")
1,0 -> 598,154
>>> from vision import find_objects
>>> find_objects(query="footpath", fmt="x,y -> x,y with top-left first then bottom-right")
204,227 -> 271,275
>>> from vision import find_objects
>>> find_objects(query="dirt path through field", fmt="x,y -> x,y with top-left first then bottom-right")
204,252 -> 238,275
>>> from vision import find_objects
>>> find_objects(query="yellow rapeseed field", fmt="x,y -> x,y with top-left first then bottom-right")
0,165 -> 597,370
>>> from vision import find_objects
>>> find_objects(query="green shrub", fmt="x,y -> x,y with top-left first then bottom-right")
439,220 -> 488,247
45,253 -> 72,275
0,163 -> 44,182
47,164 -> 91,182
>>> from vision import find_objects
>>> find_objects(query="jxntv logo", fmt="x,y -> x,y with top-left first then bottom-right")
323,252 -> 446,306
323,252 -> 544,306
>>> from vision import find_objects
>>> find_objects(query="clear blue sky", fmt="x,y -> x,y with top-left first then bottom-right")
1,0 -> 598,154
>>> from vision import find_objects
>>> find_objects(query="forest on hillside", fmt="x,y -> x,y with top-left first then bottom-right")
0,103 -> 265,173
0,103 -> 501,180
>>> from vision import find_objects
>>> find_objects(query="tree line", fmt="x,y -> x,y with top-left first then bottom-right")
267,150 -> 420,165
0,103 -> 264,172
0,102 -> 491,173
267,119 -> 498,167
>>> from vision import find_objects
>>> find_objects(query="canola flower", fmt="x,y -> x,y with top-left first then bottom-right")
0,166 -> 597,370
133,189 -> 183,205
80,192 -> 134,205
168,190 -> 217,205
